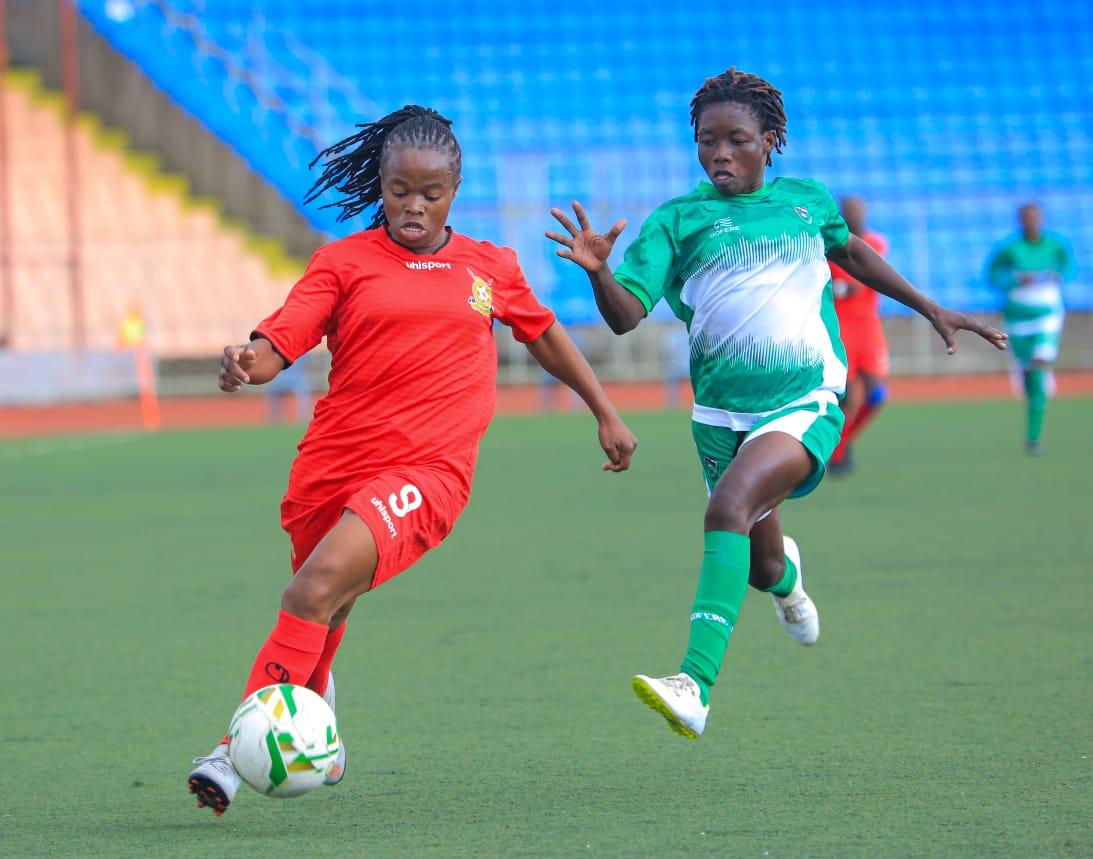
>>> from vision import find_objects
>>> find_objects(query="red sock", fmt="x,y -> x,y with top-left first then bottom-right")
306,623 -> 347,697
831,422 -> 853,463
241,609 -> 329,700
845,400 -> 879,445
833,400 -> 880,463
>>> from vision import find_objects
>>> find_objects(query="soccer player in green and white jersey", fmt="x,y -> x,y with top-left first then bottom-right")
548,67 -> 1008,739
987,203 -> 1076,454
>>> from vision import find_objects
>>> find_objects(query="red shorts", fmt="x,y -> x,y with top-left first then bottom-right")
280,466 -> 471,589
840,315 -> 889,379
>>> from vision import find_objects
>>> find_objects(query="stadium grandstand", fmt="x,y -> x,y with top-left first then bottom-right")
1,0 -> 1091,400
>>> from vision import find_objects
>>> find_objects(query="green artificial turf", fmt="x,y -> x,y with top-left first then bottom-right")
2,399 -> 1090,857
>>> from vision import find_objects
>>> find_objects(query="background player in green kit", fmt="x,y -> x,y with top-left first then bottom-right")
987,203 -> 1076,454
547,67 -> 1008,738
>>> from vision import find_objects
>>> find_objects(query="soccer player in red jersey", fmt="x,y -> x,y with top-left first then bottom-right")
188,106 -> 638,815
828,196 -> 890,474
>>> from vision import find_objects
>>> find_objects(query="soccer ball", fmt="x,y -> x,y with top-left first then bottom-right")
227,684 -> 340,798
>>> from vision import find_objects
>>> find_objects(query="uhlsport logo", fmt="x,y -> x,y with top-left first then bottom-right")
466,268 -> 494,316
405,260 -> 452,271
794,206 -> 813,224
709,216 -> 741,238
370,496 -> 398,539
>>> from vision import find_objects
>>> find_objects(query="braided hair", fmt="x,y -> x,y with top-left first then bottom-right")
304,105 -> 462,227
689,68 -> 787,166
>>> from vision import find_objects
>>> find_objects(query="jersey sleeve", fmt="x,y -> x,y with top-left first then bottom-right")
811,182 -> 850,253
986,242 -> 1016,290
252,247 -> 341,365
493,249 -> 556,343
1054,234 -> 1078,283
613,207 -> 679,314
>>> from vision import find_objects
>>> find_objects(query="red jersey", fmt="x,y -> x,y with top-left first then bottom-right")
829,230 -> 888,322
254,228 -> 555,505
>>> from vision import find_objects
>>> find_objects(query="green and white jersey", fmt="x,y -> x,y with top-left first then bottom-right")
614,178 -> 850,429
987,232 -> 1074,337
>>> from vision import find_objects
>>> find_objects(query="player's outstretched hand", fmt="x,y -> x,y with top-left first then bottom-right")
599,414 -> 638,473
546,201 -> 627,274
929,305 -> 1008,355
219,343 -> 259,392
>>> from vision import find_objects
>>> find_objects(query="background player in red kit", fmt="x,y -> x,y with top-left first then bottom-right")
188,106 -> 638,815
828,196 -> 889,474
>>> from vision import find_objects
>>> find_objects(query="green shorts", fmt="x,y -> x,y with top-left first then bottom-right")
1004,297 -> 1064,368
1008,330 -> 1062,367
692,397 -> 845,499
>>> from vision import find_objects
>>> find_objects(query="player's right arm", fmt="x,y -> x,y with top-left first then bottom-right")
1056,234 -> 1078,284
219,246 -> 341,392
546,201 -> 645,334
829,234 -> 1007,354
219,339 -> 286,392
986,243 -> 1017,290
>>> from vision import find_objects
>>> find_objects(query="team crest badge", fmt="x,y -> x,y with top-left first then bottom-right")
794,206 -> 813,224
466,268 -> 494,316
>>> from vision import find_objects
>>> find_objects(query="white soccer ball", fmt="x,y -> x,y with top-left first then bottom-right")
227,684 -> 340,798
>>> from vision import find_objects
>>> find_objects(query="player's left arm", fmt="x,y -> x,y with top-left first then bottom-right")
828,235 -> 1007,354
525,321 -> 638,472
1058,235 -> 1078,284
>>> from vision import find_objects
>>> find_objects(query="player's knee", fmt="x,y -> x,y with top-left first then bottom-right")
281,556 -> 349,622
281,578 -> 335,623
704,492 -> 755,533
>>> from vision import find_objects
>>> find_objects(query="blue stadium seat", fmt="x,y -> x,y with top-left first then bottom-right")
77,0 -> 1093,318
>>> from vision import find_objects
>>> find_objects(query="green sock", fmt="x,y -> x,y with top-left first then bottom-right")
1025,369 -> 1047,444
680,531 -> 750,706
760,549 -> 798,599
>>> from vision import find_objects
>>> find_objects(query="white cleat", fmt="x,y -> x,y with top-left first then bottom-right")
773,536 -> 819,645
322,672 -> 346,786
631,673 -> 709,739
188,743 -> 241,816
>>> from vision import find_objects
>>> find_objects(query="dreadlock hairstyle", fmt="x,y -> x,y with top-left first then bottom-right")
304,105 -> 462,227
689,68 -> 787,167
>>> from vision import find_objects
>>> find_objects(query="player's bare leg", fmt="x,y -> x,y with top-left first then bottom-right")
747,507 -> 785,590
834,369 -> 886,474
1023,358 -> 1052,454
267,512 -> 376,789
829,374 -> 864,474
852,369 -> 886,452
281,511 -> 380,624
748,511 -> 819,644
189,513 -> 377,814
634,433 -> 812,736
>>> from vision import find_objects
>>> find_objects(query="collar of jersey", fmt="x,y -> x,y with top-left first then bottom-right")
378,225 -> 455,258
696,180 -> 774,203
